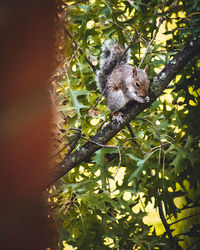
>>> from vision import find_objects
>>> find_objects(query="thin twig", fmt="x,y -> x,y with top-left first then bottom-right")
146,50 -> 166,54
119,34 -> 138,61
106,139 -> 135,163
80,135 -> 130,149
69,127 -> 82,132
69,0 -> 89,6
92,85 -> 107,110
138,36 -> 148,46
114,146 -> 122,178
169,212 -> 200,226
51,144 -> 69,159
138,0 -> 166,68
109,20 -> 132,41
124,23 -> 139,36
65,127 -> 82,158
65,28 -> 96,73
51,126 -> 82,159
126,123 -> 146,155
136,118 -> 164,151
68,45 -> 80,65
54,45 -> 80,83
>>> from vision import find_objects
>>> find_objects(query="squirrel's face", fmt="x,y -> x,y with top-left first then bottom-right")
128,66 -> 150,103
133,77 -> 150,102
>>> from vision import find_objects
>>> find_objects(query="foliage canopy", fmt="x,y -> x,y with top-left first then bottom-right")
51,0 -> 200,249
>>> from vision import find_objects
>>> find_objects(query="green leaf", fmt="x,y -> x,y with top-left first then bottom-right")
128,151 -> 154,181
69,87 -> 90,116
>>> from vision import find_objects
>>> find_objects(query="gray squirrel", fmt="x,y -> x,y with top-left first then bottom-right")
97,40 -> 150,121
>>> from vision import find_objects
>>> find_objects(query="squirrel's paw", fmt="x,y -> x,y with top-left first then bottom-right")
113,112 -> 123,123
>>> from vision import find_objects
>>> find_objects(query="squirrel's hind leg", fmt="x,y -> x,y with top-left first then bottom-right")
107,86 -> 127,113
112,111 -> 124,123
106,88 -> 126,123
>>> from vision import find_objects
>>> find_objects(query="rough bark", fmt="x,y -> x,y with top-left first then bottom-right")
47,35 -> 200,187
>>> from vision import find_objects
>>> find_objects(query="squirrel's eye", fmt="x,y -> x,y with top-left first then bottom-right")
135,81 -> 140,88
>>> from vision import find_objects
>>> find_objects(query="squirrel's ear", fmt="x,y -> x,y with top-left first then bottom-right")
133,66 -> 137,76
144,65 -> 149,74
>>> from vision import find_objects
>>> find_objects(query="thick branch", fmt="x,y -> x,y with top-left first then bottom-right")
47,36 -> 200,187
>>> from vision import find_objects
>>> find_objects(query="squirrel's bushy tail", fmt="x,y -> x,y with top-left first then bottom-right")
97,40 -> 129,92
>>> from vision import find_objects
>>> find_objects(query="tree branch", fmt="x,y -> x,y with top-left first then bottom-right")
47,35 -> 200,187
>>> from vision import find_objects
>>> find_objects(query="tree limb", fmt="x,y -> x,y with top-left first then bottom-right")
47,35 -> 200,187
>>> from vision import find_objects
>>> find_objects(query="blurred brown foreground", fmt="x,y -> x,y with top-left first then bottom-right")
0,1 -> 55,249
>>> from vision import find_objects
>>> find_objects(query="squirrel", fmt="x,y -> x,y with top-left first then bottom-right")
97,40 -> 150,121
